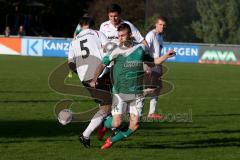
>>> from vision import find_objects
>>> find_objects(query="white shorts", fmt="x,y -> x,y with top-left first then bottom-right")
111,93 -> 144,116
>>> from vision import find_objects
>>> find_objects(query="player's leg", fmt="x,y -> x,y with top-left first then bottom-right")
98,92 -> 128,140
148,96 -> 159,116
101,95 -> 143,149
147,67 -> 163,119
102,94 -> 125,129
79,75 -> 112,147
79,104 -> 111,147
82,104 -> 111,139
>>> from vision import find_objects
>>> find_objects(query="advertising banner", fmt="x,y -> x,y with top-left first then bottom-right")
42,39 -> 70,57
0,37 -> 21,55
22,38 -> 43,56
162,44 -> 200,63
199,46 -> 240,65
2,37 -> 240,66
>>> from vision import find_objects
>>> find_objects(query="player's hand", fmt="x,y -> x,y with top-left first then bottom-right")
143,88 -> 156,96
166,49 -> 176,58
89,80 -> 98,88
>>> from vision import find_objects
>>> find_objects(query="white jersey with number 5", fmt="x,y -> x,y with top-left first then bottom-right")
68,29 -> 108,81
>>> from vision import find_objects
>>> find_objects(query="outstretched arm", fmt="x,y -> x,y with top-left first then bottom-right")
154,49 -> 176,65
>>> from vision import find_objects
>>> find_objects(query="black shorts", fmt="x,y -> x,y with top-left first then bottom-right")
82,73 -> 112,106
144,66 -> 163,97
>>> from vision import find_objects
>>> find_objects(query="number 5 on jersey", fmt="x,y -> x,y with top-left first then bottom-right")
80,39 -> 90,59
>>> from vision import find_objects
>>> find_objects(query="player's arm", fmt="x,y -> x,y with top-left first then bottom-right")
89,54 -> 112,88
128,22 -> 148,47
89,63 -> 106,88
141,39 -> 149,47
68,62 -> 77,74
154,49 -> 176,65
147,33 -> 160,58
68,43 -> 77,74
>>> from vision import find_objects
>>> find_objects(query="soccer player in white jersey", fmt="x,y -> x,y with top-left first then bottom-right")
100,3 -> 148,46
68,16 -> 112,147
145,16 -> 168,119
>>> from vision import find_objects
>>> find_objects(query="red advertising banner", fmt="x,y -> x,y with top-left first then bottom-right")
0,37 -> 21,55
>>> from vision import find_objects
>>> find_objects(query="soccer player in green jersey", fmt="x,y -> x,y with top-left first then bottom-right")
90,23 -> 175,149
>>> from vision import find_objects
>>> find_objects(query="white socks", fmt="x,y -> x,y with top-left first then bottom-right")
148,96 -> 158,115
83,109 -> 107,139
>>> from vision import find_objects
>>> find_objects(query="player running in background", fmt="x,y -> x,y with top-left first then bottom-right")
68,15 -> 112,147
145,16 -> 168,119
90,23 -> 175,149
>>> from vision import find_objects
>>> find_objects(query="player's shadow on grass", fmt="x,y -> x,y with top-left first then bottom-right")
195,113 -> 240,117
139,127 -> 240,137
0,99 -> 91,103
0,121 -> 204,139
134,137 -> 240,149
139,122 -> 205,130
0,120 -> 88,139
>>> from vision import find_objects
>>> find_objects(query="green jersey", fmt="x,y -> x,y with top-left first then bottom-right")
102,43 -> 151,94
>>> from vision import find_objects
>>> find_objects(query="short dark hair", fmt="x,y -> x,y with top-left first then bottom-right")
79,15 -> 95,28
107,3 -> 121,14
117,23 -> 131,34
156,16 -> 168,24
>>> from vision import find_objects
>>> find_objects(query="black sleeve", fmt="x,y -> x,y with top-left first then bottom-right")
68,62 -> 77,74
144,54 -> 154,62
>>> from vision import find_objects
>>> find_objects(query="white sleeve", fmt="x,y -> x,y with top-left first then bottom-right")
145,31 -> 153,53
68,42 -> 75,63
145,32 -> 159,58
99,31 -> 109,46
145,32 -> 152,45
127,22 -> 144,43
152,36 -> 160,58
99,23 -> 105,34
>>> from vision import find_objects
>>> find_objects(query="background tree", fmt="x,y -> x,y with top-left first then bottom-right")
192,0 -> 240,44
145,0 -> 199,42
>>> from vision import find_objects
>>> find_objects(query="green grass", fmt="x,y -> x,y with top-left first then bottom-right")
0,55 -> 240,160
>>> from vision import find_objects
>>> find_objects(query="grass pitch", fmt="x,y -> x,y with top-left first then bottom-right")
0,55 -> 239,160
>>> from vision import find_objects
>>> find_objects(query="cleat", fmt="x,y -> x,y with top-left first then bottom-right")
97,124 -> 107,140
148,113 -> 164,119
79,134 -> 90,148
101,137 -> 112,149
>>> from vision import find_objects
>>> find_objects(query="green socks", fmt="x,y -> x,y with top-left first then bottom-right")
111,128 -> 133,143
104,115 -> 113,129
103,116 -> 134,143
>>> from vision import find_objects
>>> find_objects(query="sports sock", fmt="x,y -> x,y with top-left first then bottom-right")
83,109 -> 107,139
103,115 -> 113,129
148,96 -> 158,115
111,128 -> 133,143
